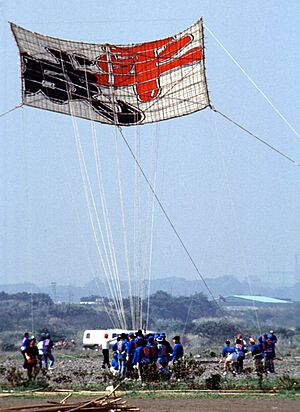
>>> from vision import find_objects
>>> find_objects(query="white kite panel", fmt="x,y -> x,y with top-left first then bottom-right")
11,20 -> 210,126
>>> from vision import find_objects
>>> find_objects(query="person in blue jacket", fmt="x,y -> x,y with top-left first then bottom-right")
264,336 -> 275,373
269,330 -> 277,357
42,333 -> 54,370
269,330 -> 277,344
117,333 -> 128,379
112,336 -> 119,353
132,338 -> 149,364
160,333 -> 173,361
221,340 -> 234,358
147,335 -> 158,364
20,332 -> 30,362
109,351 -> 119,376
220,340 -> 237,375
156,335 -> 169,371
125,332 -> 136,379
234,338 -> 245,374
249,337 -> 264,374
262,333 -> 268,350
172,336 -> 184,380
132,337 -> 149,381
172,336 -> 183,362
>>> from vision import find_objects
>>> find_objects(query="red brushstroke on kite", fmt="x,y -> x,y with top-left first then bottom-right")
96,34 -> 203,102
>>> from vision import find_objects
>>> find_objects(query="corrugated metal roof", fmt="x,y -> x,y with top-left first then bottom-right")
230,295 -> 291,304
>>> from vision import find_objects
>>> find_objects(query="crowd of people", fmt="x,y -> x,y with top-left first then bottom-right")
220,330 -> 278,376
19,329 -> 278,382
101,330 -> 184,382
20,332 -> 54,380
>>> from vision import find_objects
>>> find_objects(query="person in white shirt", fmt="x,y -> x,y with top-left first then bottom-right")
37,334 -> 45,368
101,333 -> 112,369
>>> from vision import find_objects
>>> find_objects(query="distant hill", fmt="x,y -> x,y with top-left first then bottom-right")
0,275 -> 299,303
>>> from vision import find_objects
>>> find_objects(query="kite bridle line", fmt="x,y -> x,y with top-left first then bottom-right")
204,23 -> 300,141
212,108 -> 298,165
59,49 -> 125,330
212,115 -> 262,335
105,41 -> 140,330
82,61 -> 127,329
116,124 -> 227,317
115,100 -> 299,322
0,103 -> 23,118
2,101 -> 297,165
2,101 -> 298,306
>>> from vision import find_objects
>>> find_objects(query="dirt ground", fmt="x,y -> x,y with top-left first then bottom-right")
1,352 -> 299,390
0,397 -> 299,412
0,352 -> 299,411
136,398 -> 300,411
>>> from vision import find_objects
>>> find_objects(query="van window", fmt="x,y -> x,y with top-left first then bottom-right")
86,333 -> 90,339
112,333 -> 117,338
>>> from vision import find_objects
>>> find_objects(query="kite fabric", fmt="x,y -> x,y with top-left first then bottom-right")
11,19 -> 210,126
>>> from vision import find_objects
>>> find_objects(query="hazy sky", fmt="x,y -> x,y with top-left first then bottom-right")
0,0 -> 299,290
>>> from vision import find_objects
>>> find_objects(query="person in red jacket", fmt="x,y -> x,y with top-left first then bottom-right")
24,337 -> 39,381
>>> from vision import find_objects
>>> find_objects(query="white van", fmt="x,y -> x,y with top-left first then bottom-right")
82,329 -> 157,349
82,329 -> 127,349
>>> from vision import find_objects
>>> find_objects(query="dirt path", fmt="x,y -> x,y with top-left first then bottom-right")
133,398 -> 300,411
0,397 -> 299,411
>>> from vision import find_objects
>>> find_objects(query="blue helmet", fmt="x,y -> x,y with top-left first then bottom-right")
148,335 -> 154,344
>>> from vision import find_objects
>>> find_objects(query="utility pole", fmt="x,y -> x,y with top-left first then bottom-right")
50,281 -> 57,303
